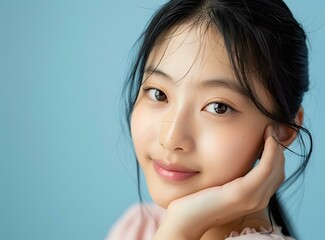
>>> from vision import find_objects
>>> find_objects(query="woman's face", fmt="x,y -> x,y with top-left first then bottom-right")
131,25 -> 272,208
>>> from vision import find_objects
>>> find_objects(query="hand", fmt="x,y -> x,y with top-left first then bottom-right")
153,125 -> 285,240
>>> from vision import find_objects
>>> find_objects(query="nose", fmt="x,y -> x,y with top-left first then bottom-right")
159,120 -> 194,152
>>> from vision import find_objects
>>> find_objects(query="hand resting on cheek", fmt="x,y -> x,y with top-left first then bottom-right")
154,125 -> 285,240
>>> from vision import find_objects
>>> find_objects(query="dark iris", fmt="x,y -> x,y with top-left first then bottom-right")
214,103 -> 228,114
155,89 -> 167,101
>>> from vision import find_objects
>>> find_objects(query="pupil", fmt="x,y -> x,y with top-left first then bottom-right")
155,90 -> 166,101
215,103 -> 227,114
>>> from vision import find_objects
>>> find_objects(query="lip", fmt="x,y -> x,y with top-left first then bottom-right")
153,160 -> 199,182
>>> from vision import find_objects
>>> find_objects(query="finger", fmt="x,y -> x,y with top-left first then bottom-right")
242,125 -> 284,192
261,135 -> 285,188
264,123 -> 274,142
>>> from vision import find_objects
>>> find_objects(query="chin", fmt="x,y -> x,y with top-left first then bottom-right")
152,198 -> 168,209
149,186 -> 195,209
151,194 -> 176,209
149,188 -> 171,208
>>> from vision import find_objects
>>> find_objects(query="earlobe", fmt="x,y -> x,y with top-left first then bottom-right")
276,107 -> 304,147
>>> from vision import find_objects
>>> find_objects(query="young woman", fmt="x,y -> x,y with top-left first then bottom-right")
108,0 -> 312,239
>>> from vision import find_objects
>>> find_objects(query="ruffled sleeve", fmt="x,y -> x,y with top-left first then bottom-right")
105,203 -> 165,240
225,226 -> 295,240
106,204 -> 294,240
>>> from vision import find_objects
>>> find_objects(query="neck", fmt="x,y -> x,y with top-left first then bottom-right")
200,208 -> 270,240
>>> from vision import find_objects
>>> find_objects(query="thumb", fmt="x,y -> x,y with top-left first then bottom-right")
264,124 -> 274,142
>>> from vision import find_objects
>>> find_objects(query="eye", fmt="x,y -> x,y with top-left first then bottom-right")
204,102 -> 234,115
147,88 -> 167,102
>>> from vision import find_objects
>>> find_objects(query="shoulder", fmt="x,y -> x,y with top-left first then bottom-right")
105,203 -> 166,240
225,227 -> 295,240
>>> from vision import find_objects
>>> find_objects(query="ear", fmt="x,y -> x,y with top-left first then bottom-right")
276,107 -> 304,147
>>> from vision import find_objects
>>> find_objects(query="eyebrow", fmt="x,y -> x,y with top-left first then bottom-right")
144,66 -> 248,97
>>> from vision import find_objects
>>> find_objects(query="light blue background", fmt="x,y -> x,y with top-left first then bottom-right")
0,0 -> 324,239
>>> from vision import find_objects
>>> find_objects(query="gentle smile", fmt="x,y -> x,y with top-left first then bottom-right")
153,161 -> 199,181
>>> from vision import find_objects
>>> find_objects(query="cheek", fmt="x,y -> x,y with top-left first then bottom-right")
131,105 -> 147,142
199,126 -> 264,185
130,105 -> 156,159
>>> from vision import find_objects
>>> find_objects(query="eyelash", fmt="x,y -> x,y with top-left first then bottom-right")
203,102 -> 235,115
143,87 -> 236,115
144,87 -> 168,102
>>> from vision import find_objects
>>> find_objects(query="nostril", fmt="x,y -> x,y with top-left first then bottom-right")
159,121 -> 194,152
160,142 -> 184,152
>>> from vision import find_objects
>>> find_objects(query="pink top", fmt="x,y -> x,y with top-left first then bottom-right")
106,203 -> 295,240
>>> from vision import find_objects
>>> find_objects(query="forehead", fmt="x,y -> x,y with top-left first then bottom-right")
146,23 -> 234,83
145,23 -> 273,111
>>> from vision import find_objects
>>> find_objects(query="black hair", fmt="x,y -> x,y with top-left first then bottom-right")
122,0 -> 313,238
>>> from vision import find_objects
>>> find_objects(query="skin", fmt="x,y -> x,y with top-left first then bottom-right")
130,24 -> 297,239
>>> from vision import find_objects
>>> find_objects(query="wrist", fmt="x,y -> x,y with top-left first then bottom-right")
153,213 -> 201,240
